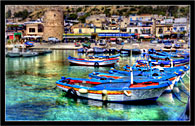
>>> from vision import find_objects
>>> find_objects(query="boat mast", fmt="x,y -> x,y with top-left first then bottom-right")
130,66 -> 133,85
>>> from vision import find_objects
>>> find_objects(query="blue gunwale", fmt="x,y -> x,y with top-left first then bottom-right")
56,79 -> 171,90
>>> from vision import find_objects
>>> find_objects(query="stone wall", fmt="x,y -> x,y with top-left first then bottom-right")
43,9 -> 64,41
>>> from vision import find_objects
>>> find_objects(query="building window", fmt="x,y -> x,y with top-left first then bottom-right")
38,24 -> 44,32
79,29 -> 82,33
134,29 -> 138,33
129,29 -> 131,33
180,27 -> 184,31
29,28 -> 35,33
130,18 -> 132,21
158,28 -> 163,34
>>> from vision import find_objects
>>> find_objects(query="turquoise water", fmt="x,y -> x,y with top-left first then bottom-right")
5,50 -> 190,121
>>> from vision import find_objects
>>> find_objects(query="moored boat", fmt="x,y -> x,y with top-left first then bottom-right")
21,51 -> 39,57
89,66 -> 188,92
93,47 -> 108,53
56,76 -> 172,102
136,58 -> 189,68
67,56 -> 119,67
6,47 -> 21,57
132,48 -> 141,54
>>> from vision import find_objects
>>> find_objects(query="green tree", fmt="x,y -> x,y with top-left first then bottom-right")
76,7 -> 82,12
78,12 -> 90,23
130,8 -> 136,11
104,9 -> 111,17
6,9 -> 12,18
116,6 -> 120,9
14,9 -> 29,20
68,14 -> 78,20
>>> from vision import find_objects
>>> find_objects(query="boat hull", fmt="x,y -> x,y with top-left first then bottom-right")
7,52 -> 21,57
56,84 -> 168,102
69,60 -> 117,66
68,56 -> 119,66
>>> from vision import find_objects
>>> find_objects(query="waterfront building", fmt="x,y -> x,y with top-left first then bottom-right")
6,23 -> 25,40
71,23 -> 91,34
120,16 -> 129,32
172,18 -> 187,33
25,23 -> 44,37
86,14 -> 107,28
155,24 -> 173,38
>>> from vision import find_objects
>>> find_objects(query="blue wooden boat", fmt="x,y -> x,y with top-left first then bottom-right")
164,43 -> 172,49
119,49 -> 131,55
148,48 -> 189,58
56,76 -> 172,102
67,56 -> 119,67
136,58 -> 189,68
109,48 -> 117,54
88,66 -> 188,92
173,44 -> 181,49
88,54 -> 120,59
93,47 -> 108,53
149,54 -> 171,60
77,48 -> 86,53
132,48 -> 141,54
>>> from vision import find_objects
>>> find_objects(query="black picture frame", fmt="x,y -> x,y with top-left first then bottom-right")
1,0 -> 194,126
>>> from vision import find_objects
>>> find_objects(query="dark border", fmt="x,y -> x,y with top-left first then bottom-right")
1,0 -> 194,126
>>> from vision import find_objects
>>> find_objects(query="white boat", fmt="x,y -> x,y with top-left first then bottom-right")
21,51 -> 39,57
7,47 -> 21,57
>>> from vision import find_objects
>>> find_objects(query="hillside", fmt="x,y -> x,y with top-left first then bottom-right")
5,5 -> 189,21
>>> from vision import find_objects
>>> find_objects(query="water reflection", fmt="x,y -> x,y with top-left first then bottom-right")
5,50 -> 189,121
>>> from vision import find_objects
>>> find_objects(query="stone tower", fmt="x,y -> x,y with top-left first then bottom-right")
43,9 -> 64,41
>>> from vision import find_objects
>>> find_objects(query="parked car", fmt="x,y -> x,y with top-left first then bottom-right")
150,40 -> 159,44
48,37 -> 60,43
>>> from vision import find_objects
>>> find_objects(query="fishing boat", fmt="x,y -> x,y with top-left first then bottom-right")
35,50 -> 47,55
87,54 -> 120,59
148,48 -> 156,54
173,44 -> 181,49
77,48 -> 86,53
89,66 -> 188,92
136,58 -> 189,68
44,49 -> 53,53
109,48 -> 117,54
21,51 -> 39,57
132,48 -> 141,54
7,47 -> 21,57
90,66 -> 189,79
93,47 -> 108,53
148,48 -> 189,58
119,49 -> 131,55
56,76 -> 172,102
149,54 -> 171,60
164,43 -> 172,49
67,56 -> 119,67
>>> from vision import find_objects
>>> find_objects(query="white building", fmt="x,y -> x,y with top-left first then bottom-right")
173,17 -> 187,32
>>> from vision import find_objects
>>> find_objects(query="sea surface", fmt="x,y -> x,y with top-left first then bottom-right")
5,50 -> 190,121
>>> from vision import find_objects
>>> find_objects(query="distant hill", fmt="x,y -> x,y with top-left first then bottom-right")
5,5 -> 189,21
